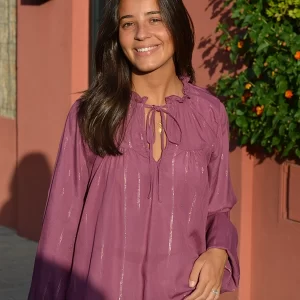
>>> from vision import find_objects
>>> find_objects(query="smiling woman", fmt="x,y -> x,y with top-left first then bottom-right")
118,5 -> 175,74
28,0 -> 240,299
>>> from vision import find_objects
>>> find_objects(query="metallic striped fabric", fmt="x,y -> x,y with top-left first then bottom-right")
28,77 -> 239,300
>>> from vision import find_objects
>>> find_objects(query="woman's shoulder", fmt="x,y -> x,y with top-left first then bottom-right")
62,99 -> 87,132
186,82 -> 227,127
187,83 -> 223,114
67,99 -> 82,121
60,99 -> 83,137
64,99 -> 98,162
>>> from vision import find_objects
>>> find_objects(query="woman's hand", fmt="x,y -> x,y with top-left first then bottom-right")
185,248 -> 228,300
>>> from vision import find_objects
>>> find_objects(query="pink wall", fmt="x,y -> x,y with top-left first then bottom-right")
16,0 -> 89,240
0,118 -> 17,228
251,160 -> 300,300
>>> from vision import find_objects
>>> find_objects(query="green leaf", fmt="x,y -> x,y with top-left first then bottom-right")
291,44 -> 300,55
257,42 -> 269,54
220,34 -> 228,44
282,142 -> 294,157
236,109 -> 245,116
232,9 -> 241,18
295,148 -> 300,158
272,136 -> 281,146
277,80 -> 288,94
272,114 -> 281,127
251,130 -> 261,145
235,116 -> 248,128
229,52 -> 238,64
261,139 -> 267,147
279,124 -> 286,136
289,122 -> 297,132
295,111 -> 300,119
264,128 -> 274,139
289,131 -> 300,142
240,135 -> 249,145
266,106 -> 276,116
289,122 -> 299,141
243,14 -> 253,25
253,65 -> 262,77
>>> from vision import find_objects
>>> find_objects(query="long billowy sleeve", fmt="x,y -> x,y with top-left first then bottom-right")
28,101 -> 96,299
206,103 -> 240,293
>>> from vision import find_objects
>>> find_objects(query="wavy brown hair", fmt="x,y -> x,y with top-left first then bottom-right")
78,0 -> 195,157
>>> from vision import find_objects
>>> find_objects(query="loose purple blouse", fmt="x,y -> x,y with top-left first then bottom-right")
28,77 -> 239,300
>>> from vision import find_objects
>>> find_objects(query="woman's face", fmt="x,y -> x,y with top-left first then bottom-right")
118,0 -> 175,74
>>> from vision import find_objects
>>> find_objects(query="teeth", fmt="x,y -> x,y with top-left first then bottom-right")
137,46 -> 157,52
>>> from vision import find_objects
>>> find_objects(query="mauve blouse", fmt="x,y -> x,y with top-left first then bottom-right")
28,77 -> 239,300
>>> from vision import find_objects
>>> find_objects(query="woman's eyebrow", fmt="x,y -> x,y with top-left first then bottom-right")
146,10 -> 161,15
119,11 -> 161,21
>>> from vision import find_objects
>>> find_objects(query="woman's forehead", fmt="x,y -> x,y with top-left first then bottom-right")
119,0 -> 160,16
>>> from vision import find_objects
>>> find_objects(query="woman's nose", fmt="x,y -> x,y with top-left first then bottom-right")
134,24 -> 151,41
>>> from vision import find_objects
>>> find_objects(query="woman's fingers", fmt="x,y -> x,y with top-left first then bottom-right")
197,275 -> 220,300
185,249 -> 225,300
186,263 -> 219,300
214,284 -> 222,300
188,257 -> 206,288
206,285 -> 221,300
185,258 -> 207,300
196,281 -> 215,300
185,277 -> 211,300
214,290 -> 221,300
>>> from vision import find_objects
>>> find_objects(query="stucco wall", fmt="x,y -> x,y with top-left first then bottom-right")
15,0 -> 89,240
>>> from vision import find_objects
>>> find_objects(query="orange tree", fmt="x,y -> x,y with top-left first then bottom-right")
215,0 -> 300,158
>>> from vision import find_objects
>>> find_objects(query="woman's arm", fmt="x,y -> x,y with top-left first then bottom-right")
28,100 -> 97,300
186,103 -> 239,300
205,103 -> 239,293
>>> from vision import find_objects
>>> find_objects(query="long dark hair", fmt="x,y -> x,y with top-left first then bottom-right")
78,0 -> 195,157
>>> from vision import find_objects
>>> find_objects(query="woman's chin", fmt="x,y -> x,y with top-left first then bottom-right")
132,64 -> 162,75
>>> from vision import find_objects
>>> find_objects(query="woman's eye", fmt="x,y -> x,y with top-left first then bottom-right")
122,22 -> 133,28
150,18 -> 162,24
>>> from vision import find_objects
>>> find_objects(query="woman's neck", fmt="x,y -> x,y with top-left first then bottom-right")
131,66 -> 183,106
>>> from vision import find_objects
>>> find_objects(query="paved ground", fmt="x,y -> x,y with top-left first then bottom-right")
0,226 -> 37,300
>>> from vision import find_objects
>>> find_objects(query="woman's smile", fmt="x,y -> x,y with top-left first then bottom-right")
134,44 -> 161,56
118,0 -> 175,73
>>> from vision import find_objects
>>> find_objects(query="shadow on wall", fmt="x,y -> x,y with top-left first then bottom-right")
28,256 -> 106,299
198,0 -> 244,91
0,153 -> 52,242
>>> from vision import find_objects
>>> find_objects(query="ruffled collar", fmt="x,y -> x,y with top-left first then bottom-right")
131,76 -> 191,105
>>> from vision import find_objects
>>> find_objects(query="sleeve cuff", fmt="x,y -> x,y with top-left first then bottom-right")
206,213 -> 240,293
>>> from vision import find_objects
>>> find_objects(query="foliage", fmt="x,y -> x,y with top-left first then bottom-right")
215,0 -> 300,158
266,0 -> 300,20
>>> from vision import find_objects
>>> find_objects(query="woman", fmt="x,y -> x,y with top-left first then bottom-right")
28,0 -> 239,299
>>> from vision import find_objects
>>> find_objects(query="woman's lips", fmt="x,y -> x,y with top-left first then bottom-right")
134,45 -> 161,56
